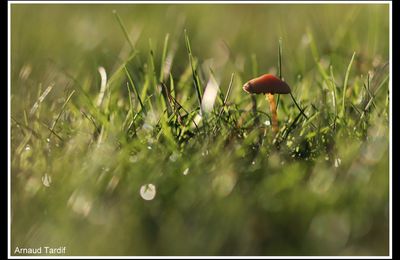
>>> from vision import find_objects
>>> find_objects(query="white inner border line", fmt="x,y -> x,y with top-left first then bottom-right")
7,1 -> 393,4
8,1 -> 392,259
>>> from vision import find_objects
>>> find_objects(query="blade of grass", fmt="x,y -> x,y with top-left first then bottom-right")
222,73 -> 234,107
107,51 -> 138,87
126,82 -> 135,122
281,109 -> 303,143
329,66 -> 338,130
80,110 -> 101,136
307,28 -> 330,81
124,66 -> 146,113
251,54 -> 259,125
48,90 -> 76,139
48,58 -> 109,124
289,92 -> 317,130
359,73 -> 389,121
159,33 -> 170,83
40,121 -> 64,141
29,83 -> 54,117
11,116 -> 41,139
113,10 -> 135,53
276,38 -> 282,110
341,51 -> 356,118
362,80 -> 377,109
148,38 -> 158,90
170,73 -> 176,99
184,29 -> 203,113
157,110 -> 176,150
212,73 -> 235,133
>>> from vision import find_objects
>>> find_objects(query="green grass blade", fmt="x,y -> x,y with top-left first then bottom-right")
169,73 -> 176,99
278,37 -> 282,79
341,51 -> 356,117
126,82 -> 134,121
184,29 -> 203,112
250,54 -> 259,124
29,83 -> 54,117
49,90 -> 76,139
113,10 -> 135,53
307,28 -> 330,81
277,38 -> 283,109
160,33 -> 170,83
124,66 -> 146,113
329,66 -> 338,129
289,92 -> 316,130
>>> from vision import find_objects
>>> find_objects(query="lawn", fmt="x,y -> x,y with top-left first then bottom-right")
10,3 -> 390,256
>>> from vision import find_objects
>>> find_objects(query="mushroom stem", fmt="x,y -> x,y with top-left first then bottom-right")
266,93 -> 278,133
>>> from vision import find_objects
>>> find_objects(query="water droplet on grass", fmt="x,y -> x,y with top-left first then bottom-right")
41,174 -> 52,187
334,158 -> 341,168
140,184 -> 156,201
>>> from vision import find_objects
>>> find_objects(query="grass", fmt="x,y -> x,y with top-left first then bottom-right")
10,3 -> 390,256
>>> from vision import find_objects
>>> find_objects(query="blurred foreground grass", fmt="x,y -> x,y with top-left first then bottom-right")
10,3 -> 389,256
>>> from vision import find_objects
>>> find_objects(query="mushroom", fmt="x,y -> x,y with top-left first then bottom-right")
243,74 -> 291,133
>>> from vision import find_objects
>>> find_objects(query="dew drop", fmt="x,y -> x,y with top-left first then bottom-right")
41,174 -> 52,187
140,184 -> 156,201
335,158 -> 342,168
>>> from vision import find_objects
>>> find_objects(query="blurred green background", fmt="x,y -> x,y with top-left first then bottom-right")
11,3 -> 389,256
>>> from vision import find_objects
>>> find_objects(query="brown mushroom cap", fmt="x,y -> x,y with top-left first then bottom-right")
243,74 -> 291,94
